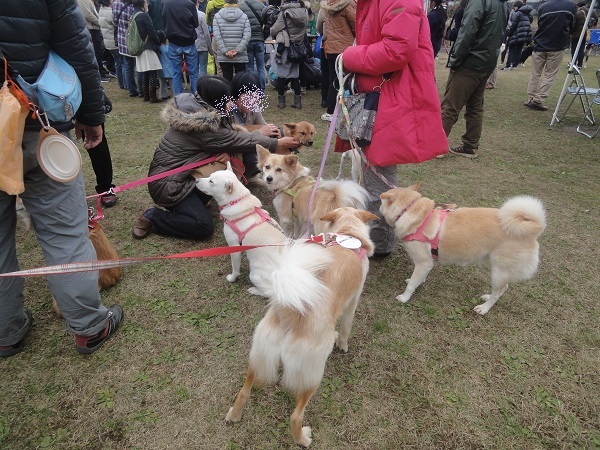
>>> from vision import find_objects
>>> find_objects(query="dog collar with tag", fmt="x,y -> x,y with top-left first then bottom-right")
307,233 -> 367,260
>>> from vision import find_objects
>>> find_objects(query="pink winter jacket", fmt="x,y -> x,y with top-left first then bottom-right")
342,0 -> 448,166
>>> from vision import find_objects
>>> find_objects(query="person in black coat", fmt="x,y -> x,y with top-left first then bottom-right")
0,0 -> 123,357
428,0 -> 447,58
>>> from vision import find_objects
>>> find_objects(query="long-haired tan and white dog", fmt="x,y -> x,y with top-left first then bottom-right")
379,184 -> 546,315
195,167 -> 288,296
225,207 -> 377,447
256,145 -> 369,238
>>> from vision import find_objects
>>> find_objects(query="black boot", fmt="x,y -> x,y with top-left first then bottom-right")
142,81 -> 150,102
291,95 -> 302,109
277,95 -> 286,109
149,85 -> 162,104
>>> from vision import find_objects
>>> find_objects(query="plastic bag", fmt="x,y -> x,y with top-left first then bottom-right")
0,80 -> 29,194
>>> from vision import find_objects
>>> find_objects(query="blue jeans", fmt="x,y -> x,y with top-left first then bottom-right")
246,40 -> 266,90
110,49 -> 125,89
168,43 -> 199,95
123,55 -> 138,96
198,51 -> 209,76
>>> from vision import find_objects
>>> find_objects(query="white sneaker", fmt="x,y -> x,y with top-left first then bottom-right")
321,113 -> 333,122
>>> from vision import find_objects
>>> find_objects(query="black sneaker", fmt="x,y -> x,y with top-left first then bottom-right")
449,144 -> 478,158
0,308 -> 32,357
75,305 -> 123,354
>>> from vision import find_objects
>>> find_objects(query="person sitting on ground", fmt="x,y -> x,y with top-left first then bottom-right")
132,75 -> 298,240
229,71 -> 281,179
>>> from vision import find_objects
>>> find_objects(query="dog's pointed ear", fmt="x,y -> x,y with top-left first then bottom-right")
320,210 -> 339,223
284,154 -> 298,167
226,161 -> 233,172
357,210 -> 379,223
380,191 -> 393,201
257,145 -> 270,164
225,180 -> 234,195
408,181 -> 421,191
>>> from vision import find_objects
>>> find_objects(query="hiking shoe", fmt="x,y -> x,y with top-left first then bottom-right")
0,308 -> 32,357
449,144 -> 478,158
321,113 -> 333,122
75,305 -> 123,354
527,101 -> 548,111
100,193 -> 117,208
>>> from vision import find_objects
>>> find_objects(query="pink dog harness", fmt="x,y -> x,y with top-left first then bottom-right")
403,209 -> 451,260
220,195 -> 281,244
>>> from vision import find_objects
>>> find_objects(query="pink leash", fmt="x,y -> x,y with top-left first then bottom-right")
304,102 -> 340,237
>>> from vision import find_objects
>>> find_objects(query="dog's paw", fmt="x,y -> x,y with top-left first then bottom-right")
335,334 -> 349,353
225,407 -> 241,423
226,274 -> 238,283
473,303 -> 491,316
396,293 -> 411,304
295,426 -> 312,447
248,286 -> 268,297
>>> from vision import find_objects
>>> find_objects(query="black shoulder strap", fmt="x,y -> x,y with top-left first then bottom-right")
245,1 -> 263,25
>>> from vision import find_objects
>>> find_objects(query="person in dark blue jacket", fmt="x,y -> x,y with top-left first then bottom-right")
524,0 -> 576,110
0,0 -> 123,357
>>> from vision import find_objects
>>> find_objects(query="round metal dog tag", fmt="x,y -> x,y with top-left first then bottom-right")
336,234 -> 361,249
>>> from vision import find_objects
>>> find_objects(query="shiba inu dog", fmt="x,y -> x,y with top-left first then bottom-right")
225,207 -> 377,447
379,184 -> 546,315
256,145 -> 369,238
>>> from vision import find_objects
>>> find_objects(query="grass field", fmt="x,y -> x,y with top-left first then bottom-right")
1,57 -> 599,449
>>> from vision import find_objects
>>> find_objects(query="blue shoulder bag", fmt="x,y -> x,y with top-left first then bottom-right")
17,50 -> 82,122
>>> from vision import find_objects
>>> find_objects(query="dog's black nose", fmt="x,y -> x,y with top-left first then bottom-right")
266,176 -> 273,183
306,141 -> 313,146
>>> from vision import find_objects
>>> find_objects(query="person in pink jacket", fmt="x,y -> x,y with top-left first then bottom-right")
342,0 -> 448,257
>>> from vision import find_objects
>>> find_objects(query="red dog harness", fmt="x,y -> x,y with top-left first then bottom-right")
403,209 -> 451,259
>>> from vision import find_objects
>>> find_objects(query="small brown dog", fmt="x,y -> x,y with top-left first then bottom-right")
52,220 -> 122,317
244,121 -> 316,154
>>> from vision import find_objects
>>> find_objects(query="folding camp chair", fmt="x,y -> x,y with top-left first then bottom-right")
577,69 -> 600,139
554,65 -> 599,124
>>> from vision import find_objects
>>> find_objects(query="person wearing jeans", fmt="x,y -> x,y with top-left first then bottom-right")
239,0 -> 267,90
163,0 -> 200,94
168,44 -> 199,94
246,40 -> 266,89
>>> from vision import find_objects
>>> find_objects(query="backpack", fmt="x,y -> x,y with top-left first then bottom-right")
261,5 -> 280,39
207,5 -> 223,30
126,12 -> 145,56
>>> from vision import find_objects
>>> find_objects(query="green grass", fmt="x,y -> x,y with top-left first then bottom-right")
1,56 -> 600,449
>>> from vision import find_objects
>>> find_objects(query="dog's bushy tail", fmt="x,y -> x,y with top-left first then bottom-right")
499,195 -> 546,239
320,179 -> 369,209
268,242 -> 332,314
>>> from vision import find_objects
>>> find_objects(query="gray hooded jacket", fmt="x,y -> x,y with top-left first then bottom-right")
213,4 -> 251,62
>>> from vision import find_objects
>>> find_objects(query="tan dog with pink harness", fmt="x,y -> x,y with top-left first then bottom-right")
380,183 -> 546,315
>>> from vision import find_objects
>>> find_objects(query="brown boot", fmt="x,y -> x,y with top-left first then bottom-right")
132,212 -> 153,239
142,82 -> 150,102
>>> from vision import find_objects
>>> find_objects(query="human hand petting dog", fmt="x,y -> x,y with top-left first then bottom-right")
277,136 -> 299,149
259,124 -> 281,137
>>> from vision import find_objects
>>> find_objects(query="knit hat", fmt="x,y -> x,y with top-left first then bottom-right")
224,0 -> 237,4
514,1 -> 523,8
